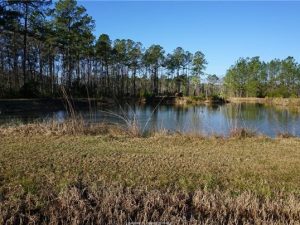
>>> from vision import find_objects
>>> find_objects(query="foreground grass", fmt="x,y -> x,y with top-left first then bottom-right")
1,130 -> 300,224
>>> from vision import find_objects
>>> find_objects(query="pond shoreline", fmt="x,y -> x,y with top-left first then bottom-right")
1,97 -> 300,137
2,96 -> 300,108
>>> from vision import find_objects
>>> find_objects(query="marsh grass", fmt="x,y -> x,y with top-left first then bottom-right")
97,96 -> 165,137
97,107 -> 148,137
58,87 -> 165,137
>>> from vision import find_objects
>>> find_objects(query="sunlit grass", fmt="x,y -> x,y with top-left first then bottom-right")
1,132 -> 300,194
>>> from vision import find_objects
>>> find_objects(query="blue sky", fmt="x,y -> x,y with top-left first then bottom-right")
77,1 -> 300,76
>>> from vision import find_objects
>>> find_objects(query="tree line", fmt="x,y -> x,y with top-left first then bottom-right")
1,0 -> 299,99
224,57 -> 300,98
0,0 -> 208,98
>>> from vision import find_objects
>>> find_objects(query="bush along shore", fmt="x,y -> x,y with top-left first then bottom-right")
1,122 -> 300,224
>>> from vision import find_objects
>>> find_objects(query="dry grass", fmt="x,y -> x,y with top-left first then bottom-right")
1,184 -> 300,225
229,97 -> 300,109
1,130 -> 300,224
229,97 -> 268,104
276,132 -> 296,139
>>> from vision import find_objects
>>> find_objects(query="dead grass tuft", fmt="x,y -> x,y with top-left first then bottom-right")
276,132 -> 296,139
229,127 -> 257,138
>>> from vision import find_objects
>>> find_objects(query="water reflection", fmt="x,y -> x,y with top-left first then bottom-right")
0,103 -> 300,137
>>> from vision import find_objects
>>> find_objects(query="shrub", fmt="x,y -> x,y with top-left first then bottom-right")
266,87 -> 290,98
19,80 -> 41,98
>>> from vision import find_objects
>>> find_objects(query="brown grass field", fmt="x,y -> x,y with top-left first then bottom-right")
1,124 -> 300,224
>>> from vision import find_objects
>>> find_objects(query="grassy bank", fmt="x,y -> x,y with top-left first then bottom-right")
1,126 -> 300,224
229,97 -> 300,107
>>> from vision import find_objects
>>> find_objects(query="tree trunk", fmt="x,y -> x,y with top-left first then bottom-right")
133,68 -> 136,97
23,2 -> 28,85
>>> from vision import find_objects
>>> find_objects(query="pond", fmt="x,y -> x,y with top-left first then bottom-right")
0,102 -> 300,137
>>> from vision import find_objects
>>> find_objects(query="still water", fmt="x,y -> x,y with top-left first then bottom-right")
1,103 -> 300,137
